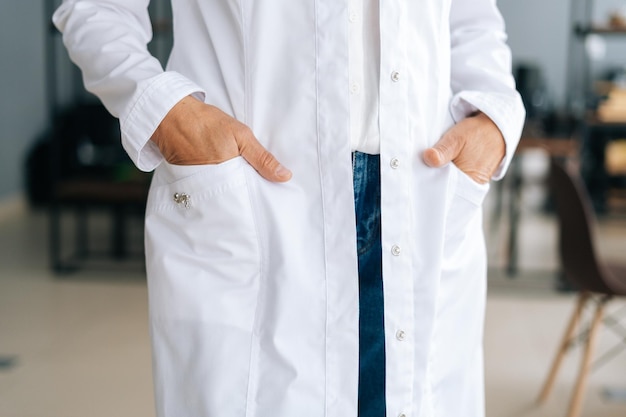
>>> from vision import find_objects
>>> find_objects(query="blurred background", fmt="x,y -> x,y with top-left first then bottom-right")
1,0 -> 626,416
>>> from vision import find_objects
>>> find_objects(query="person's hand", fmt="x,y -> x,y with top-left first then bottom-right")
422,112 -> 505,184
150,96 -> 292,182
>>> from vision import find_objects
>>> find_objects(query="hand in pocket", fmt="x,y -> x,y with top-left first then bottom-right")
423,112 -> 505,184
151,95 -> 292,182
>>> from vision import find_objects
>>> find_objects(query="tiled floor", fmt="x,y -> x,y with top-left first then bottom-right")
0,185 -> 625,416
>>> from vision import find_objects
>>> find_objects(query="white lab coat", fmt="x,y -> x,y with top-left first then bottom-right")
54,1 -> 525,416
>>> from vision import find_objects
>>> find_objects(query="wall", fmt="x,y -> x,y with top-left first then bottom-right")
0,1 -> 49,201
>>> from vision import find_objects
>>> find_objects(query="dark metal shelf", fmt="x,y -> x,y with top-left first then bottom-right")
575,24 -> 626,36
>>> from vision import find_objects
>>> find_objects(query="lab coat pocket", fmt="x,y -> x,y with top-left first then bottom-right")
443,163 -> 490,252
144,156 -> 261,414
450,163 -> 490,207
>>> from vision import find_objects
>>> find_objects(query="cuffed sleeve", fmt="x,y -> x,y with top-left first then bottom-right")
449,0 -> 525,180
120,72 -> 205,171
53,0 -> 205,172
450,91 -> 524,180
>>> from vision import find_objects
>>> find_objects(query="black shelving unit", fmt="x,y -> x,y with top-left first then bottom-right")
44,0 -> 172,272
570,0 -> 626,213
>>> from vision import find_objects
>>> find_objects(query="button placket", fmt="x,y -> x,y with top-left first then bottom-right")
380,5 -> 415,414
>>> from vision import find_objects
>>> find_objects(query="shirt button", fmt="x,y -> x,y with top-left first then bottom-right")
399,414 -> 407,417
391,71 -> 401,82
349,12 -> 358,22
396,330 -> 406,341
391,245 -> 401,256
350,83 -> 360,94
390,158 -> 400,169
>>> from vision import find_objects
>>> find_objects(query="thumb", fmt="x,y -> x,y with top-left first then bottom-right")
423,131 -> 464,168
239,135 -> 292,182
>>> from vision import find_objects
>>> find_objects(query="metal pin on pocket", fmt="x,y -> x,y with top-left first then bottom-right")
173,192 -> 191,209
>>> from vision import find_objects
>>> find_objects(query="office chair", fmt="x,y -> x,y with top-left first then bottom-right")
536,159 -> 626,417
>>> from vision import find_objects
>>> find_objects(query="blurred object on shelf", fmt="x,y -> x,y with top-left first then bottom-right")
584,34 -> 606,61
596,87 -> 626,122
608,8 -> 626,29
594,80 -> 614,97
605,140 -> 626,175
595,68 -> 626,123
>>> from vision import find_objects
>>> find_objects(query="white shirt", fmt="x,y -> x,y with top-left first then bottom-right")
349,0 -> 381,154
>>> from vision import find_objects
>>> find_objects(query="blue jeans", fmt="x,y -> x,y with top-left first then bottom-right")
353,151 -> 386,417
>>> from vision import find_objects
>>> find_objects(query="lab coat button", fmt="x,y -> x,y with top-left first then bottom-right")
349,12 -> 358,22
399,414 -> 407,417
396,330 -> 406,341
390,158 -> 400,169
391,71 -> 401,82
391,245 -> 401,256
350,83 -> 360,94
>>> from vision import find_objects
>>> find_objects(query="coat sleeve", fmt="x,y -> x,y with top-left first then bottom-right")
53,0 -> 206,171
449,0 -> 525,180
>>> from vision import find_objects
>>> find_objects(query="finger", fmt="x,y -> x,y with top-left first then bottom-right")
423,131 -> 464,168
238,133 -> 292,182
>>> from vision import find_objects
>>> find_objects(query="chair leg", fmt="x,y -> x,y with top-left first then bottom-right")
537,292 -> 590,404
506,158 -> 522,276
566,297 -> 608,417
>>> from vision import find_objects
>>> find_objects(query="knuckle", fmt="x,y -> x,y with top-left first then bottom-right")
235,124 -> 254,140
258,149 -> 277,169
438,143 -> 451,155
233,125 -> 255,149
238,125 -> 253,139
